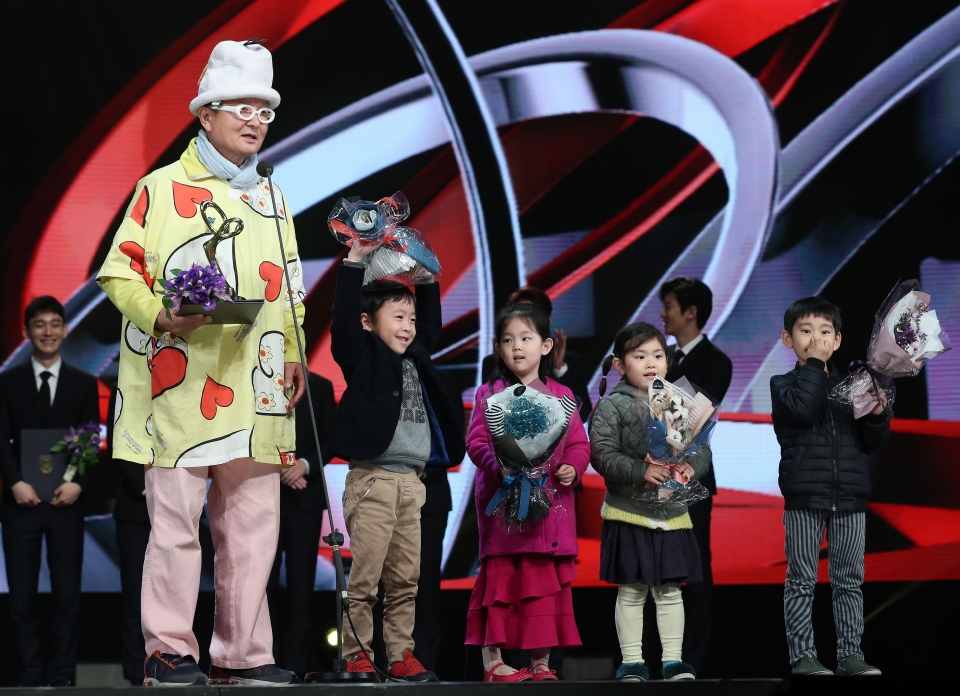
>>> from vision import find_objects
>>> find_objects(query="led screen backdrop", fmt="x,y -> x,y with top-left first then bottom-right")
1,0 -> 959,591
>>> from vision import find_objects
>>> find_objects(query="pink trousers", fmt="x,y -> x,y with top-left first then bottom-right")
142,458 -> 280,669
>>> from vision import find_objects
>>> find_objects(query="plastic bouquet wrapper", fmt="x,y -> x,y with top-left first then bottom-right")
830,279 -> 951,418
327,190 -> 440,285
482,381 -> 579,531
633,375 -> 718,509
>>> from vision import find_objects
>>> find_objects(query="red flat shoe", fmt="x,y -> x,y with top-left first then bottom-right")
531,664 -> 558,681
483,663 -> 533,683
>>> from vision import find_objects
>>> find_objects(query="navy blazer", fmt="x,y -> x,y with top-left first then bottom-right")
0,361 -> 100,514
328,264 -> 466,467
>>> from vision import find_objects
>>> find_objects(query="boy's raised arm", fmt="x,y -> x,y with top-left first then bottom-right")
771,360 -> 829,427
330,263 -> 366,380
413,280 -> 442,352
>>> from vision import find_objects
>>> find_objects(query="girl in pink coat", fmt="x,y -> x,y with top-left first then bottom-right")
465,303 -> 591,682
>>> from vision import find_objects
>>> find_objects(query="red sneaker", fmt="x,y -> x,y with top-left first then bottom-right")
347,652 -> 377,679
389,651 -> 439,682
484,663 -> 533,683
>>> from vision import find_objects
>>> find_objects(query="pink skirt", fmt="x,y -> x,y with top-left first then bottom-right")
465,554 -> 582,650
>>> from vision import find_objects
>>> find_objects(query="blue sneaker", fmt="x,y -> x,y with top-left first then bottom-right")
143,651 -> 208,686
208,663 -> 298,685
616,662 -> 650,681
662,661 -> 696,680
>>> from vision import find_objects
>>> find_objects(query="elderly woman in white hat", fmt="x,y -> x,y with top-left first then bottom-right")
97,39 -> 305,686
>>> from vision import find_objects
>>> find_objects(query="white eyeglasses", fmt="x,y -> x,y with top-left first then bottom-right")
209,102 -> 276,123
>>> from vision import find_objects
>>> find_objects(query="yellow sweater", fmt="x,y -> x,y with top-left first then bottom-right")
601,502 -> 693,531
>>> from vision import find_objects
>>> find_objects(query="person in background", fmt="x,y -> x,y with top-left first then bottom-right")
481,287 -> 591,419
267,371 -> 336,680
659,277 -> 732,676
772,297 -> 889,676
0,296 -> 100,686
109,387 -> 151,687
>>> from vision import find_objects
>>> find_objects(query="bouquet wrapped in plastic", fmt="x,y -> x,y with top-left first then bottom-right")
634,375 -> 717,508
482,382 -> 579,530
327,191 -> 441,285
830,279 -> 951,418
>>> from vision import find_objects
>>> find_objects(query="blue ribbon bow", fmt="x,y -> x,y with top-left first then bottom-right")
485,469 -> 548,522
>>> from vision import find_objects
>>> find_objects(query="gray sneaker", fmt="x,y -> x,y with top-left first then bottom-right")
836,656 -> 881,676
791,656 -> 833,675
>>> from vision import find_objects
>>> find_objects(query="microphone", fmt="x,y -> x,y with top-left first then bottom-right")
259,158 -> 357,680
256,160 -> 274,178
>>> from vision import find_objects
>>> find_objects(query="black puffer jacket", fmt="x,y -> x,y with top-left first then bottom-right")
770,358 -> 890,512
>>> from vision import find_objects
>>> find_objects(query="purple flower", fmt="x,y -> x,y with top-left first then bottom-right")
163,262 -> 233,314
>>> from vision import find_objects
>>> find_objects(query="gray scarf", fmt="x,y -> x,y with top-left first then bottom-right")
196,130 -> 261,190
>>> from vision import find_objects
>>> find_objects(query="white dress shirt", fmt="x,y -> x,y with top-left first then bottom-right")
674,333 -> 705,365
31,356 -> 62,405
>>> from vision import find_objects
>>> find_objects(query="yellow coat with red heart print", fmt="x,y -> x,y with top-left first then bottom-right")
96,139 -> 305,468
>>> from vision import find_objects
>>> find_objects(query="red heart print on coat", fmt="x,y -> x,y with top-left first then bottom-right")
150,348 -> 187,399
200,376 -> 234,420
260,261 -> 283,302
130,187 -> 149,227
172,181 -> 213,218
119,241 -> 155,288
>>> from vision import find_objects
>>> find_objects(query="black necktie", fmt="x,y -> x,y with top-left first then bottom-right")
669,349 -> 685,376
39,371 -> 52,426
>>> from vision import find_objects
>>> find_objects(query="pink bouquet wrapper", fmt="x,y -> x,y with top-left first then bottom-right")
831,279 -> 951,418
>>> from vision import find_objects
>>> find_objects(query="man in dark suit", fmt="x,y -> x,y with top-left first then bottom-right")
267,372 -> 336,680
0,296 -> 100,686
108,385 -> 151,686
480,286 -> 592,419
660,278 -> 733,678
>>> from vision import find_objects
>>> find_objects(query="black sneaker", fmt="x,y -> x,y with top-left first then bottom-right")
143,651 -> 208,686
791,655 -> 833,676
208,663 -> 299,685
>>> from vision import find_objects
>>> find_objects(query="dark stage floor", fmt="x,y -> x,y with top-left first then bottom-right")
0,677 -> 954,695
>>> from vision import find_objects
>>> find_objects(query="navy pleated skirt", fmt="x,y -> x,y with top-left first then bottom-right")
599,519 -> 703,587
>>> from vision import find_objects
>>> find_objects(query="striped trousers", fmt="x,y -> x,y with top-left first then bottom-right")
783,509 -> 865,664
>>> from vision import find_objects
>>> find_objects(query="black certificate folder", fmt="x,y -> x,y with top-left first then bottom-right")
20,429 -> 68,501
176,299 -> 264,325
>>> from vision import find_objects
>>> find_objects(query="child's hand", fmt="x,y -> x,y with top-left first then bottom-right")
643,454 -> 671,486
346,239 -> 383,263
868,386 -> 888,416
806,335 -> 833,363
674,462 -> 695,482
556,464 -> 576,487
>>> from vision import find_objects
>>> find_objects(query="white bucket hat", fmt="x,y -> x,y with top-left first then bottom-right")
189,39 -> 281,116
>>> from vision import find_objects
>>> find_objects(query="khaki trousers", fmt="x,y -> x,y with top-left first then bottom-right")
342,463 -> 426,663
142,458 -> 280,669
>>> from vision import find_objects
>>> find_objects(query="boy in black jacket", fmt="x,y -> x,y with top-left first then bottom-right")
329,241 -> 465,682
771,297 -> 889,678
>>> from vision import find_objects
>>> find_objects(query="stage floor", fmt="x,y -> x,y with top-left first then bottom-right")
0,677 -> 953,695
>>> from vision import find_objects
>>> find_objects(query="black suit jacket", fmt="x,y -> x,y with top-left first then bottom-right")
0,361 -> 100,515
282,372 -> 336,513
328,264 -> 466,467
666,336 -> 732,495
481,349 -> 593,419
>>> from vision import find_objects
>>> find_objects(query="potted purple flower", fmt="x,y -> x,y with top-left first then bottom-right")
162,262 -> 234,320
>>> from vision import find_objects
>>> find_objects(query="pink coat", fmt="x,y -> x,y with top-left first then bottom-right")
468,378 -> 591,560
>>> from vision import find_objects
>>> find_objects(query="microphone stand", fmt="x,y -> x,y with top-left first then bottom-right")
257,160 -> 374,682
